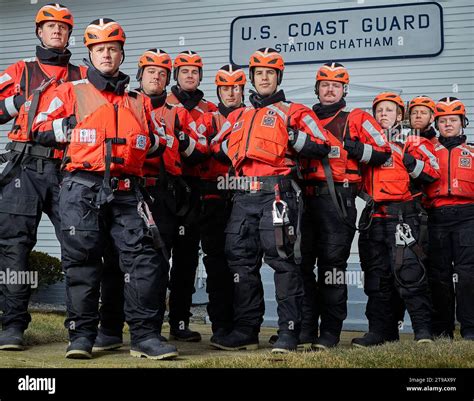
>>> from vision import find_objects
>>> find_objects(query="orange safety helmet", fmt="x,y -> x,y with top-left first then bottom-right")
249,48 -> 285,85
372,92 -> 405,119
215,64 -> 247,87
35,3 -> 74,29
408,95 -> 436,114
215,64 -> 246,104
173,50 -> 203,82
435,97 -> 469,128
315,62 -> 349,97
137,48 -> 172,84
83,18 -> 126,48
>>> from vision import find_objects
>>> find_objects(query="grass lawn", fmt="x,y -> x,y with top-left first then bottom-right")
0,311 -> 472,368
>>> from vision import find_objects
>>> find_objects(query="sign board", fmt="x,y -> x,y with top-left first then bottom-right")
230,2 -> 443,66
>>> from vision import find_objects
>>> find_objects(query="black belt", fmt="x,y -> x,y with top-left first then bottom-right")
375,200 -> 420,217
6,141 -> 56,159
236,175 -> 295,194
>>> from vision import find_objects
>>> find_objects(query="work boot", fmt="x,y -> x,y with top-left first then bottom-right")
461,330 -> 474,341
66,337 -> 93,359
414,329 -> 434,344
269,332 -> 316,350
0,327 -> 25,351
169,326 -> 202,342
298,331 -> 317,351
92,329 -> 123,351
210,327 -> 231,344
272,333 -> 298,354
210,329 -> 258,351
130,338 -> 178,360
352,332 -> 386,348
313,331 -> 339,350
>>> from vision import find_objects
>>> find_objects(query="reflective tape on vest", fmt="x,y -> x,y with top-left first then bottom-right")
35,96 -> 63,124
409,159 -> 425,179
360,143 -> 373,163
419,144 -> 439,169
302,114 -> 326,142
362,120 -> 386,147
292,131 -> 307,153
4,95 -> 18,117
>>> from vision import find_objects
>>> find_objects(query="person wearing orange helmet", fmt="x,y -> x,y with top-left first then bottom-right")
195,64 -> 247,342
32,19 -> 179,360
351,92 -> 440,347
0,3 -> 87,351
210,48 -> 330,353
94,48 -> 209,348
298,62 -> 392,350
424,97 -> 474,341
409,95 -> 438,142
164,50 -> 218,342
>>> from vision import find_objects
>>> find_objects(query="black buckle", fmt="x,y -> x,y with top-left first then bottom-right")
110,177 -> 119,191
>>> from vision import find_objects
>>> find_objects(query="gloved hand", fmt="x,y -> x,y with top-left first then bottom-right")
344,137 -> 364,160
66,115 -> 77,129
177,131 -> 190,152
13,93 -> 26,111
287,127 -> 298,146
402,152 -> 417,171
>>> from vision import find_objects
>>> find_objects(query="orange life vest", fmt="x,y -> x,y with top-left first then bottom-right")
364,142 -> 412,202
200,111 -> 230,180
8,61 -> 83,144
302,110 -> 361,183
65,82 -> 149,177
227,102 -> 296,173
143,104 -> 182,177
424,141 -> 474,207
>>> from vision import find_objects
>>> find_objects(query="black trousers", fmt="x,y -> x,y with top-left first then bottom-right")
60,172 -> 168,343
199,181 -> 234,333
169,176 -> 201,329
359,213 -> 432,337
427,203 -> 474,337
225,182 -> 304,336
300,184 -> 357,338
0,154 -> 62,332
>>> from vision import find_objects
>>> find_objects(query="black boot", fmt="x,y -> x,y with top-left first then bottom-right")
313,331 -> 339,350
169,326 -> 202,342
462,330 -> 474,341
351,332 -> 386,348
298,331 -> 317,351
210,329 -> 258,351
0,327 -> 25,351
210,327 -> 232,344
130,338 -> 178,360
66,337 -> 93,359
272,333 -> 298,354
414,329 -> 434,344
92,329 -> 123,351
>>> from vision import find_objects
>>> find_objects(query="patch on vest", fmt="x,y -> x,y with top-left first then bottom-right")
381,156 -> 394,168
328,146 -> 340,158
23,100 -> 31,112
135,135 -> 147,150
261,115 -> 276,128
79,129 -> 96,144
459,157 -> 471,168
232,121 -> 243,131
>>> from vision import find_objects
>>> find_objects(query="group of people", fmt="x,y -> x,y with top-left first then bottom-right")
0,4 -> 472,360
